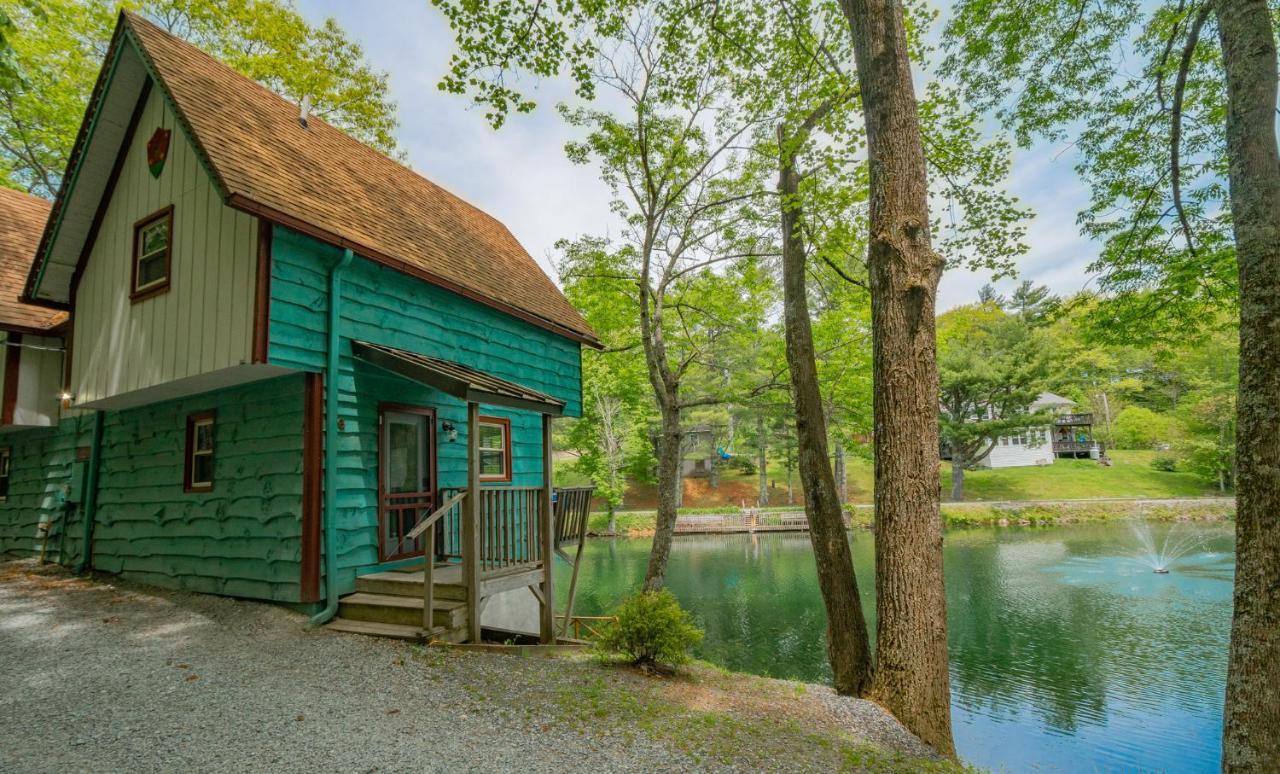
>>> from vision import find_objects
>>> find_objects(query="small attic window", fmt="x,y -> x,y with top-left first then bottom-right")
131,206 -> 173,302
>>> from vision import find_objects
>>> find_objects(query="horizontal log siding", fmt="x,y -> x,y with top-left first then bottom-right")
267,228 -> 573,592
89,374 -> 305,601
0,419 -> 90,563
266,227 -> 581,415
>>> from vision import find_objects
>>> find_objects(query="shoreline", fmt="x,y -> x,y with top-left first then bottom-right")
589,496 -> 1236,537
0,560 -> 959,773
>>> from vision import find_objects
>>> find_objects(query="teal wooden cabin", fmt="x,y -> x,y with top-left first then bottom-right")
0,13 -> 598,643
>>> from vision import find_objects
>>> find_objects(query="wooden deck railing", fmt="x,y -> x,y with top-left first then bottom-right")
554,487 -> 594,549
401,485 -> 595,640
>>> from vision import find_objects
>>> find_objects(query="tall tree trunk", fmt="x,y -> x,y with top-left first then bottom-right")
645,405 -> 683,591
841,0 -> 954,757
950,454 -> 965,502
757,411 -> 769,506
1216,1 -> 1280,769
607,502 -> 617,536
835,442 -> 849,504
779,140 -> 873,695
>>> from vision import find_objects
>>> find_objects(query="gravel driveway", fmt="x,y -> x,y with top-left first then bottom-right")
0,560 -> 944,773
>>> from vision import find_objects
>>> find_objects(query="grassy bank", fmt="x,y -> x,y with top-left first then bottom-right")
561,449 -> 1225,515
588,497 -> 1235,536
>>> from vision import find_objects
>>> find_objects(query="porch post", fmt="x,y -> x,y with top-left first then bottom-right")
540,413 -> 555,643
464,401 -> 482,643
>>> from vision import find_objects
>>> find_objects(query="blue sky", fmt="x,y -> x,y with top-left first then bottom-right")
296,0 -> 1097,311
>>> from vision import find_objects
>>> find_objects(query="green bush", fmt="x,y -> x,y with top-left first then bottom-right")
595,590 -> 704,668
1113,406 -> 1177,449
1151,455 -> 1179,472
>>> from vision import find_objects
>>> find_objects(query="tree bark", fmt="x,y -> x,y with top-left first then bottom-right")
949,454 -> 965,502
758,411 -> 769,506
645,404 -> 684,591
779,137 -> 874,695
835,442 -> 849,504
841,0 -> 954,757
1216,1 -> 1280,769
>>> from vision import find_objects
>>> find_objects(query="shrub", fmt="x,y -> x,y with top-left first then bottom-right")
595,590 -> 704,668
1112,406 -> 1176,449
1151,455 -> 1178,472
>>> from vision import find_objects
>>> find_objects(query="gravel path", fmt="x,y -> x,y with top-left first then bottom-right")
0,561 -> 945,773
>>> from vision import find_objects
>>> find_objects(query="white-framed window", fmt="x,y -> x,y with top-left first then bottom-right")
477,416 -> 511,482
131,206 -> 173,300
184,411 -> 215,491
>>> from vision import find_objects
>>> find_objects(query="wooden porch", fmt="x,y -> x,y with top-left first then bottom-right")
322,340 -> 594,644
326,484 -> 594,644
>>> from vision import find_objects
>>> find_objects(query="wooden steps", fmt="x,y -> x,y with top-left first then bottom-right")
325,567 -> 472,643
355,570 -> 466,601
337,592 -> 467,629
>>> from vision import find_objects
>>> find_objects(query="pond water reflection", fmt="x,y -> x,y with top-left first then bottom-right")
554,521 -> 1235,772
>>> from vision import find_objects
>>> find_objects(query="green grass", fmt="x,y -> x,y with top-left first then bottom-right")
942,450 -> 1217,501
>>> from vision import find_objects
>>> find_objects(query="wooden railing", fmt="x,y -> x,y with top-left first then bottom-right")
1055,413 -> 1094,425
554,487 -> 594,549
404,491 -> 466,632
399,485 -> 595,640
1053,440 -> 1099,454
476,486 -> 545,575
556,614 -> 617,641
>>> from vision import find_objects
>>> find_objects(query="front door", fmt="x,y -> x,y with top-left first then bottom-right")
379,405 -> 437,562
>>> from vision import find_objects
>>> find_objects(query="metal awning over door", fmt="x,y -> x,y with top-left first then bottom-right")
351,340 -> 565,416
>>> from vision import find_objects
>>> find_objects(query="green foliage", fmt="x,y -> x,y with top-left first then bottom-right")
1151,455 -> 1178,473
940,0 -> 1253,343
1112,406 -> 1176,450
0,0 -> 397,195
938,305 -> 1052,470
595,589 -> 704,668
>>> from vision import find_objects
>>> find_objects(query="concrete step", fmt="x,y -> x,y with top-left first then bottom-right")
355,571 -> 467,601
337,592 -> 468,629
324,618 -> 470,644
324,619 -> 425,641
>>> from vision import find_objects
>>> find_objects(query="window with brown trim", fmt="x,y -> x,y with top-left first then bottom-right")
131,206 -> 173,301
478,416 -> 512,482
184,411 -> 215,492
0,448 -> 10,502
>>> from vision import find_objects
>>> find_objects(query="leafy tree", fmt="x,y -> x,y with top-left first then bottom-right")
430,0 -> 1031,753
938,309 -> 1050,500
942,2 -> 1280,765
0,0 -> 397,195
1111,406 -> 1176,450
977,282 -> 1005,307
1008,280 -> 1054,326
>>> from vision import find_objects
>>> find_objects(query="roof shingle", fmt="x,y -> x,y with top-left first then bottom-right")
0,188 -> 67,332
122,12 -> 597,345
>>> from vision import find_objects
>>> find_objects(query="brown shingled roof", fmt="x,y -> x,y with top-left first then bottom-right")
0,188 -> 67,333
121,12 -> 597,346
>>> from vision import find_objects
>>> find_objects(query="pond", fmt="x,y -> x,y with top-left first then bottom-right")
554,521 -> 1235,773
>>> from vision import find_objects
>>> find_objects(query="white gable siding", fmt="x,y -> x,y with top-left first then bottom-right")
71,84 -> 256,406
976,426 -> 1056,469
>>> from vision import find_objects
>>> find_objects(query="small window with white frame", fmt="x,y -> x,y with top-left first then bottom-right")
0,447 -> 10,502
184,411 -> 215,492
131,206 -> 173,301
477,416 -> 511,482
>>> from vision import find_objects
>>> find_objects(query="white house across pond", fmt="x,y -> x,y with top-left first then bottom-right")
975,392 -> 1103,469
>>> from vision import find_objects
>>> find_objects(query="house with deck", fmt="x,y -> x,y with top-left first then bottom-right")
0,12 -> 596,643
974,392 -> 1101,469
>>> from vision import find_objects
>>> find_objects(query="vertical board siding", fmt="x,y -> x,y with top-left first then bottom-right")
72,82 -> 256,405
88,374 -> 306,601
267,227 -> 580,593
0,420 -> 89,563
